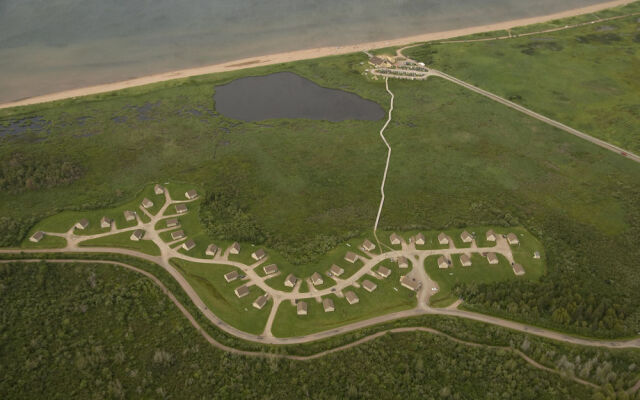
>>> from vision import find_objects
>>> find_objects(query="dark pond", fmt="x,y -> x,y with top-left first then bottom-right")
213,72 -> 385,122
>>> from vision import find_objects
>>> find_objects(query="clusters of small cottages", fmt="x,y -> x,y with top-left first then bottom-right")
220,229 -> 536,315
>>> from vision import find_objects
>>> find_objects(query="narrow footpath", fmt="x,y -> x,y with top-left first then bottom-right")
373,77 -> 395,247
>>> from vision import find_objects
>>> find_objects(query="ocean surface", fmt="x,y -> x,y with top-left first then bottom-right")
0,0 -> 609,103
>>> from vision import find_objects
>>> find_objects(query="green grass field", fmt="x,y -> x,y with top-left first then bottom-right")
170,258 -> 271,335
405,2 -> 640,153
78,231 -> 161,256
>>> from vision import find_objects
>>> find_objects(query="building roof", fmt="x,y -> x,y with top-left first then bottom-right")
460,254 -> 472,266
344,251 -> 358,263
322,298 -> 335,312
224,270 -> 239,282
486,252 -> 498,263
329,264 -> 344,276
460,231 -> 473,241
100,216 -> 113,224
263,263 -> 278,275
400,275 -> 421,291
345,291 -> 359,304
437,255 -> 449,268
311,272 -> 323,285
166,218 -> 179,227
141,198 -> 153,208
253,248 -> 266,259
185,189 -> 198,199
507,233 -> 519,243
31,231 -> 44,241
390,233 -> 401,244
132,229 -> 145,240
512,263 -> 525,275
297,301 -> 307,314
486,229 -> 496,239
206,244 -> 218,254
124,210 -> 136,219
377,266 -> 392,278
231,242 -> 240,251
285,273 -> 297,286
362,279 -> 377,292
76,218 -> 89,228
415,233 -> 425,243
175,204 -> 188,213
369,56 -> 384,65
154,184 -> 164,194
362,239 -> 375,251
183,239 -> 196,250
253,295 -> 268,309
234,284 -> 249,297
398,256 -> 409,267
437,232 -> 448,242
171,230 -> 185,240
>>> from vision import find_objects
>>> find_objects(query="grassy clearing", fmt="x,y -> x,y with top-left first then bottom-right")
78,231 -> 161,256
405,5 -> 640,153
170,258 -> 271,335
271,261 -> 416,337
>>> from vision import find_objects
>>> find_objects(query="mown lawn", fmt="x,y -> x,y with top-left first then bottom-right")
79,231 -> 161,256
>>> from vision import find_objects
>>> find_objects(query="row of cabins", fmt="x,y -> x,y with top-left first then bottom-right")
410,230 -> 521,246
435,252 -> 525,275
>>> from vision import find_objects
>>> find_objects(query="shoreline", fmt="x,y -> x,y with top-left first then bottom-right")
0,0 -> 634,111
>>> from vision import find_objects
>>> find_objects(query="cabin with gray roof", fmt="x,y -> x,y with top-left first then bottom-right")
166,218 -> 179,228
486,252 -> 499,264
438,233 -> 448,245
175,204 -> 188,214
252,248 -> 266,261
361,239 -> 376,252
345,291 -> 359,305
141,198 -> 154,209
154,184 -> 164,195
362,280 -> 377,293
512,263 -> 525,276
486,229 -> 497,242
185,190 -> 198,200
397,256 -> 409,269
323,298 -> 335,312
124,210 -> 136,221
415,233 -> 425,245
533,251 -> 541,259
284,273 -> 298,288
230,242 -> 240,254
460,254 -> 472,267
171,230 -> 185,241
460,231 -> 473,243
100,216 -> 113,229
224,270 -> 239,283
389,233 -> 401,245
311,272 -> 323,286
130,229 -> 145,241
329,264 -> 344,277
437,256 -> 450,269
75,219 -> 89,230
30,231 -> 45,243
344,251 -> 358,264
377,266 -> 391,278
507,233 -> 519,245
253,295 -> 268,310
205,244 -> 218,256
297,301 -> 308,315
182,239 -> 196,251
263,264 -> 278,275
400,275 -> 422,291
234,284 -> 249,298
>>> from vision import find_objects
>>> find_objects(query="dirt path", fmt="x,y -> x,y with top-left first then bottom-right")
373,77 -> 394,247
3,258 -> 627,392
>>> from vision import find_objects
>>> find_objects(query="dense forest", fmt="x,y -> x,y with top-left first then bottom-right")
4,261 -> 639,399
0,152 -> 83,193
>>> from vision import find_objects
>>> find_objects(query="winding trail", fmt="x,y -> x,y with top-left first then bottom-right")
4,257 -> 633,392
373,77 -> 394,246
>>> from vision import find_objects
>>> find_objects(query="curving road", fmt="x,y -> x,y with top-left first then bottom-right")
6,257 -> 640,393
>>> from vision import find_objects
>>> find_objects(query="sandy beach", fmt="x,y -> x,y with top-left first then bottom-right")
0,0 -> 634,110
